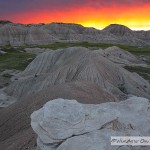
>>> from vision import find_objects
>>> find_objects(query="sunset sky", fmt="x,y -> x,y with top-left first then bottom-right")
0,0 -> 150,30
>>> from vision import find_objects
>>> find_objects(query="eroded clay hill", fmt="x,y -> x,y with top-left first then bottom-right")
0,22 -> 150,46
5,47 -> 150,100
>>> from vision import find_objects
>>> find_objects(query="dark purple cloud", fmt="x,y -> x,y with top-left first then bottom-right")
0,0 -> 150,17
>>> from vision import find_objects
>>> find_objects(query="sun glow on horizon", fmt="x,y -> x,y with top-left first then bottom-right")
81,21 -> 150,31
1,1 -> 150,31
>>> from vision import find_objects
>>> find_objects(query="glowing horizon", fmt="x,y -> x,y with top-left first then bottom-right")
0,0 -> 150,31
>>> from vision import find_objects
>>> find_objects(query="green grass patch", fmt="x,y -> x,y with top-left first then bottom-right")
1,42 -> 150,54
0,47 -> 35,71
124,66 -> 150,81
25,42 -> 150,55
119,46 -> 150,55
35,42 -> 118,49
0,42 -> 149,72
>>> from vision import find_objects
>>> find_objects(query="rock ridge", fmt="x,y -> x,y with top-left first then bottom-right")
0,22 -> 150,46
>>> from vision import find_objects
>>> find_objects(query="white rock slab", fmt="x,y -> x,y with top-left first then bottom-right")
31,96 -> 150,150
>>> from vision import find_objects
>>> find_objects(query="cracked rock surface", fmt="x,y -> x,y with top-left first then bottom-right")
31,97 -> 150,150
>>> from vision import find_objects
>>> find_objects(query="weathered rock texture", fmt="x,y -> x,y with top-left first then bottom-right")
31,97 -> 150,150
0,22 -> 150,46
0,46 -> 150,150
103,24 -> 150,45
5,47 -> 150,100
0,80 -> 117,150
24,48 -> 50,55
0,90 -> 16,107
0,23 -> 57,46
99,46 -> 141,66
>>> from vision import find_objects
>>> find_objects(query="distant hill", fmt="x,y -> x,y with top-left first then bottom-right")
0,21 -> 149,46
103,24 -> 133,36
0,20 -> 12,24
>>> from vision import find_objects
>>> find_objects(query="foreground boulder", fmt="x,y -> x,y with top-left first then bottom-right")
31,97 -> 150,150
0,80 -> 117,150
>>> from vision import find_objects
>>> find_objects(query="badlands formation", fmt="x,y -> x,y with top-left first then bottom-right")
0,22 -> 150,150
0,46 -> 150,150
3,47 -> 150,101
0,22 -> 150,46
